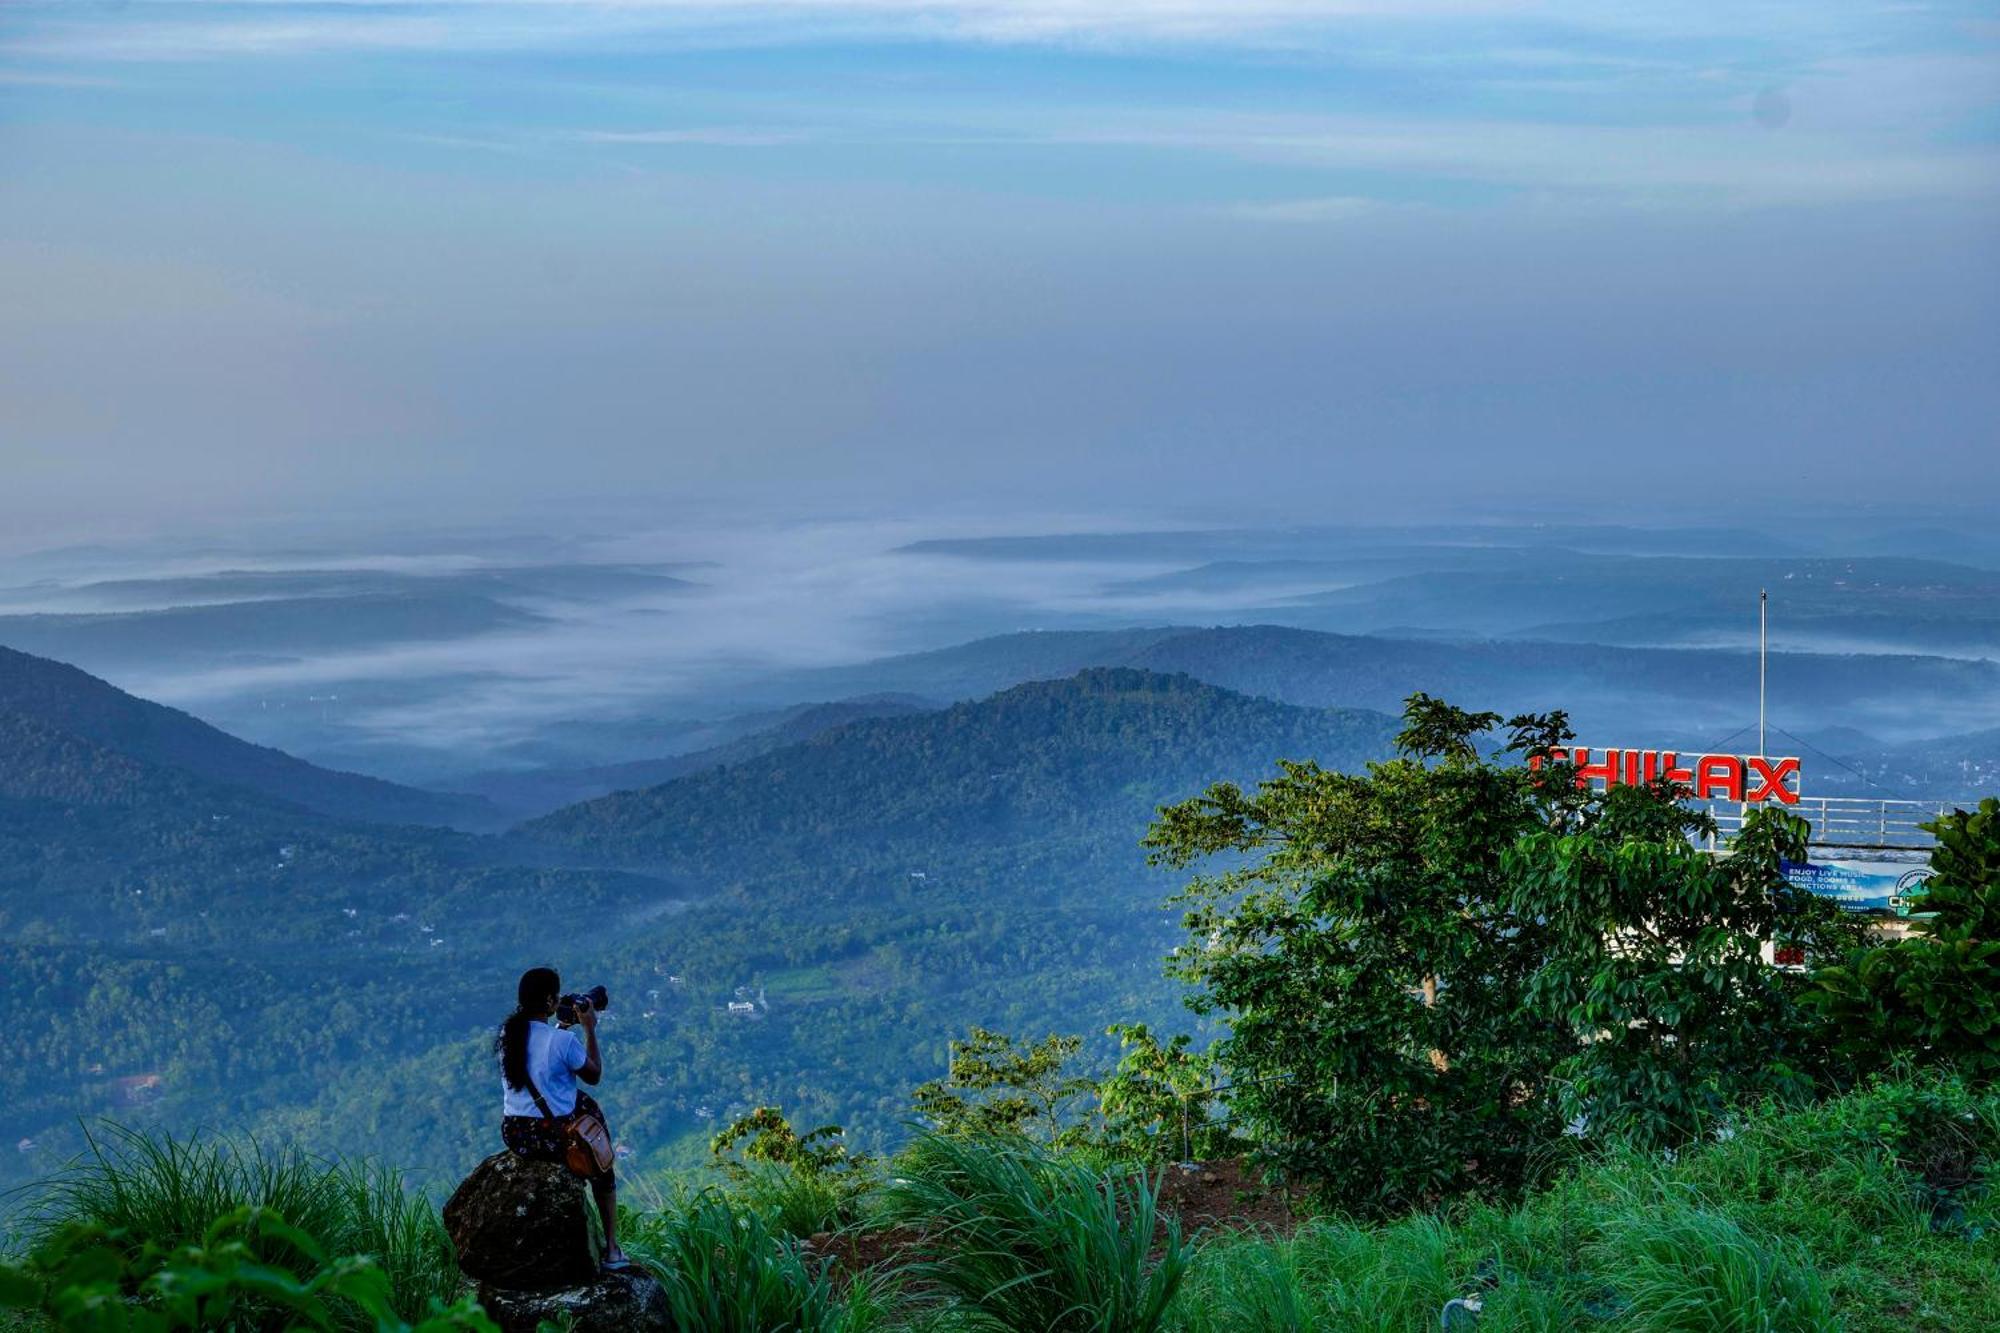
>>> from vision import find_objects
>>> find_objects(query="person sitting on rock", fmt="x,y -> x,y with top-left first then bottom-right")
496,966 -> 630,1271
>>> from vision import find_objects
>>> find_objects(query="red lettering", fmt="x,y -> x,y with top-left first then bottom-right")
1745,756 -> 1800,804
1530,746 -> 1799,803
1575,747 -> 1619,789
1695,754 -> 1746,801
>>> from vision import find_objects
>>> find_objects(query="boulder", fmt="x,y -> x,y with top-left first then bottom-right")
474,1270 -> 673,1333
442,1151 -> 600,1289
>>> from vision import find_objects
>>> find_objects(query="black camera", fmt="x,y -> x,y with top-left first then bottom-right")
556,985 -> 609,1025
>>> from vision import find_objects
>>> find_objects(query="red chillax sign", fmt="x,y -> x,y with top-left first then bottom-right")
1529,747 -> 1801,805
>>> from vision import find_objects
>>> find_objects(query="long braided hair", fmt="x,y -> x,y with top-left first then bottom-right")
497,966 -> 560,1091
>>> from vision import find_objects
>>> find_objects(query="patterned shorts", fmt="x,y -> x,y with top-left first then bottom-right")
501,1090 -> 614,1183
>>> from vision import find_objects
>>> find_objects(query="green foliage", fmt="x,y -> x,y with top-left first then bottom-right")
1151,689 -> 1915,1208
709,1108 -> 876,1236
14,1126 -> 458,1326
1092,1024 -> 1234,1167
1146,696 -> 1578,1215
1165,1216 -> 1468,1333
710,1106 -> 863,1176
1506,799 -> 1870,1147
621,1188 -> 873,1333
1594,1200 -> 1835,1330
910,1028 -> 1097,1147
1,1209 -> 494,1333
880,1133 -> 1189,1333
1808,798 -> 2000,1078
1165,1074 -> 2000,1332
1837,1073 -> 1999,1234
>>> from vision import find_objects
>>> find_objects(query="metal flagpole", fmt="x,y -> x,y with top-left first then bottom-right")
1758,589 -> 1767,759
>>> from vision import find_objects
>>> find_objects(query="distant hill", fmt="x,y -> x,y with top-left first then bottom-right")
751,625 -> 2000,746
898,523 -> 1804,563
1,563 -> 698,614
522,667 -> 1399,867
0,591 -> 538,668
1097,552 -> 2000,655
0,645 -> 494,828
457,695 -> 935,819
1799,726 -> 2000,803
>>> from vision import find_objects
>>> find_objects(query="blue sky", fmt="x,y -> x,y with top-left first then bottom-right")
3,2 -> 1997,531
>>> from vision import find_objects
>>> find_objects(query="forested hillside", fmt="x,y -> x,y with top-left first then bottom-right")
0,646 -> 492,828
0,655 -> 685,1187
0,664 -> 1399,1189
456,695 -> 933,819
524,668 -> 1394,865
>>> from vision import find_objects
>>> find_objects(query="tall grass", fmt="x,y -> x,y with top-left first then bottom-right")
10,1078 -> 1997,1332
12,1125 -> 457,1326
881,1132 -> 1189,1333
622,1186 -> 886,1333
1596,1194 -> 1834,1330
1166,1074 -> 2000,1333
721,1160 -> 862,1238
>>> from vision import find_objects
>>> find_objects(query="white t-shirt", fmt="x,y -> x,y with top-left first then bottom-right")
502,1021 -> 588,1118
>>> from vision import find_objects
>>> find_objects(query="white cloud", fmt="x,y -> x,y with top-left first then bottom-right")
571,127 -> 816,147
1224,195 -> 1381,222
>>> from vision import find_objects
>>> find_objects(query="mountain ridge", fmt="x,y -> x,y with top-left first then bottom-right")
0,644 -> 494,829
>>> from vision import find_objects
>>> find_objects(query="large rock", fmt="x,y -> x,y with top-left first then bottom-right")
475,1270 -> 674,1333
442,1151 -> 600,1289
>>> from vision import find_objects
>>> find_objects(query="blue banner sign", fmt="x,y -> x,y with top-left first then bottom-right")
1781,859 -> 1934,914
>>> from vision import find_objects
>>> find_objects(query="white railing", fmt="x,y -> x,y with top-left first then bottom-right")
1699,796 -> 1952,850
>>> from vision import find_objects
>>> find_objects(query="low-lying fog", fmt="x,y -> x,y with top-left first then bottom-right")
3,511 -> 1998,791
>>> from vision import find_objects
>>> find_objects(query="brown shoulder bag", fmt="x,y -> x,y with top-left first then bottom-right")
524,1074 -> 615,1180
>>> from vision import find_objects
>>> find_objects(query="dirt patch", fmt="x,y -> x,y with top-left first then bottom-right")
1153,1157 -> 1302,1239
803,1225 -> 929,1288
808,1157 -> 1303,1287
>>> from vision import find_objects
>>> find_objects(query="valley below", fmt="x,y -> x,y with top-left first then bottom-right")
4,517 -> 1999,1194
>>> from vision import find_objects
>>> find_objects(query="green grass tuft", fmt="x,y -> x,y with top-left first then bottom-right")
623,1186 -> 882,1333
881,1132 -> 1189,1333
10,1124 -> 456,1328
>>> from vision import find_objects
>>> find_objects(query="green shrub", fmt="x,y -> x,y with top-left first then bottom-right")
910,1029 -> 1098,1147
1091,1024 -> 1236,1168
12,1126 -> 456,1328
881,1132 -> 1188,1333
1,1207 -> 493,1333
1506,801 -> 1868,1150
1162,1078 -> 2000,1333
1809,798 -> 2000,1079
709,1108 -> 877,1236
623,1187 -> 875,1333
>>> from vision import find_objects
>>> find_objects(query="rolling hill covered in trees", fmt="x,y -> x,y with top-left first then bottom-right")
0,645 -> 493,829
0,653 -> 1399,1187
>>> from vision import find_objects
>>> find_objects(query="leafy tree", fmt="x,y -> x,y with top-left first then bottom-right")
710,1106 -> 863,1177
1807,797 -> 2000,1078
1091,1023 -> 1233,1166
706,1107 -> 876,1236
911,1028 -> 1097,1146
1506,795 -> 1870,1147
1146,694 -> 1578,1215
